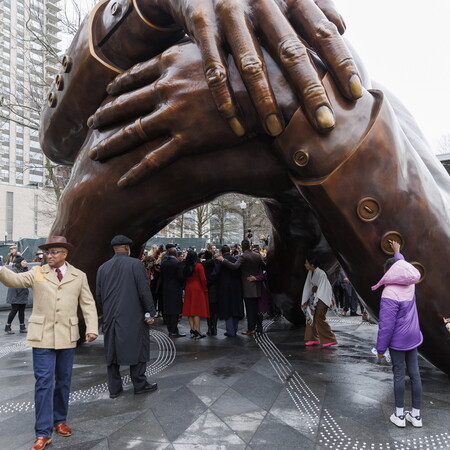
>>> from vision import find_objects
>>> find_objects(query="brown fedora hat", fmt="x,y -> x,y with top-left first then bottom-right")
38,236 -> 74,252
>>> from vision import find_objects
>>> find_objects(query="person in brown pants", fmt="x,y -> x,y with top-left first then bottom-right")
302,259 -> 338,347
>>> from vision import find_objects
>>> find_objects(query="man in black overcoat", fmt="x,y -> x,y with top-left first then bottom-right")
160,246 -> 185,337
216,245 -> 244,337
96,235 -> 157,398
217,240 -> 264,335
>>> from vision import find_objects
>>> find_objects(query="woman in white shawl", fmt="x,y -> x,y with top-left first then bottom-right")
301,258 -> 338,347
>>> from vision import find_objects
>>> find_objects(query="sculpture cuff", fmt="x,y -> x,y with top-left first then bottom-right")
133,0 -> 182,32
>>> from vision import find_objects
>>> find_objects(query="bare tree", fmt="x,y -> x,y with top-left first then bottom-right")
162,193 -> 272,243
1,0 -> 93,204
436,134 -> 450,155
190,205 -> 212,238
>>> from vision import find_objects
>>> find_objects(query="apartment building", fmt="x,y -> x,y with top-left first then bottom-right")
0,0 -> 61,241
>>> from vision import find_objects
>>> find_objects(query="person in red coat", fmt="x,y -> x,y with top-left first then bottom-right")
182,250 -> 210,338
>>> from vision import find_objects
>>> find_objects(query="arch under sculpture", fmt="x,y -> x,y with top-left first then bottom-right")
40,0 -> 450,376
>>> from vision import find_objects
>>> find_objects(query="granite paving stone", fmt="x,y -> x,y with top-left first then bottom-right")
0,311 -> 448,449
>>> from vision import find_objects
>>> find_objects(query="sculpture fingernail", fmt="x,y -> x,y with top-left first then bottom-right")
315,105 -> 335,129
88,147 -> 98,160
106,83 -> 113,94
349,74 -> 362,98
229,117 -> 245,137
87,116 -> 94,128
117,177 -> 129,189
265,114 -> 283,136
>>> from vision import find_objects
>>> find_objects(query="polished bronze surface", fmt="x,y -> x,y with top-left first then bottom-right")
40,1 -> 450,375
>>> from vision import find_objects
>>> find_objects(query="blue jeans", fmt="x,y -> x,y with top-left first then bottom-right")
390,348 -> 422,409
33,348 -> 75,437
225,317 -> 239,336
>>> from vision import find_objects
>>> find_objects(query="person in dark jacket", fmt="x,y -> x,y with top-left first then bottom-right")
372,240 -> 422,429
96,235 -> 157,398
202,250 -> 219,336
217,240 -> 264,335
4,256 -> 29,335
216,245 -> 244,337
160,247 -> 185,337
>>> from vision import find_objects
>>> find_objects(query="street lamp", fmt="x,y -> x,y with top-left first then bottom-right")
4,232 -> 7,245
239,201 -> 247,241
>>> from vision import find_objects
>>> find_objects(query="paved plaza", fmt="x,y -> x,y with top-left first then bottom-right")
0,310 -> 449,450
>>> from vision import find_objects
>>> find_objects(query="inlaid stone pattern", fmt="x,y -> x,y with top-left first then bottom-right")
0,311 -> 448,449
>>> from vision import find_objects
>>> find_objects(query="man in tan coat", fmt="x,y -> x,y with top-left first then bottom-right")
0,236 -> 98,450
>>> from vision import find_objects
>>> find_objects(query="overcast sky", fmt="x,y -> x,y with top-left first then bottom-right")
336,0 -> 450,150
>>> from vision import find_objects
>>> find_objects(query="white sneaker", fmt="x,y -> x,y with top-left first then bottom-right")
405,411 -> 422,427
390,413 -> 406,427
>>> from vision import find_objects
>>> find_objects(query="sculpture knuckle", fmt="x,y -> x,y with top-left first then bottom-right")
216,0 -> 239,16
314,19 -> 338,41
279,38 -> 307,65
240,54 -> 264,77
190,9 -> 210,30
217,100 -> 234,114
302,83 -> 326,102
124,126 -> 135,139
205,65 -> 228,88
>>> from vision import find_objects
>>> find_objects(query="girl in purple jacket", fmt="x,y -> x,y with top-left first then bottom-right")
372,241 -> 423,428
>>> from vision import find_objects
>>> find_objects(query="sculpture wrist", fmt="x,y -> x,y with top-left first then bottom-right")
274,73 -> 380,185
89,0 -> 183,73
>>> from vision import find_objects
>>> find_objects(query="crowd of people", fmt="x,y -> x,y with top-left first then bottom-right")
142,239 -> 280,338
2,235 -> 450,447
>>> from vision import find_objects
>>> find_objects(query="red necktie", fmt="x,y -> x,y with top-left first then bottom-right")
56,268 -> 63,281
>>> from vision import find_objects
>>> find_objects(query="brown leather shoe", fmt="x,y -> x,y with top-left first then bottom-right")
30,437 -> 52,450
54,423 -> 72,436
241,330 -> 256,335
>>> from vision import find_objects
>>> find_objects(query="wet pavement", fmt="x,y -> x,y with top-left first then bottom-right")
0,310 -> 449,450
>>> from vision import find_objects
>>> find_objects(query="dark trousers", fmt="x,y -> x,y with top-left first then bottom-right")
244,297 -> 259,331
7,304 -> 26,324
107,361 -> 147,394
256,313 -> 263,332
343,287 -> 359,313
33,348 -> 75,438
333,285 -> 344,309
390,348 -> 422,409
225,317 -> 239,336
164,314 -> 179,334
207,303 -> 218,333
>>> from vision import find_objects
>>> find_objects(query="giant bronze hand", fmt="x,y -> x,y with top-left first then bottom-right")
88,42 -> 302,187
122,0 -> 361,136
41,0 -> 361,165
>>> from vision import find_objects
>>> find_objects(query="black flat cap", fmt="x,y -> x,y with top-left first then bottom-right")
165,243 -> 176,250
111,235 -> 133,246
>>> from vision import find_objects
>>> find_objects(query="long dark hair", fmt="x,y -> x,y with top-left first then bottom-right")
14,257 -> 28,272
183,250 -> 198,278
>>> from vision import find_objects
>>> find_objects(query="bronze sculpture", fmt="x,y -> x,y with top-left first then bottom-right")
40,0 -> 450,375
